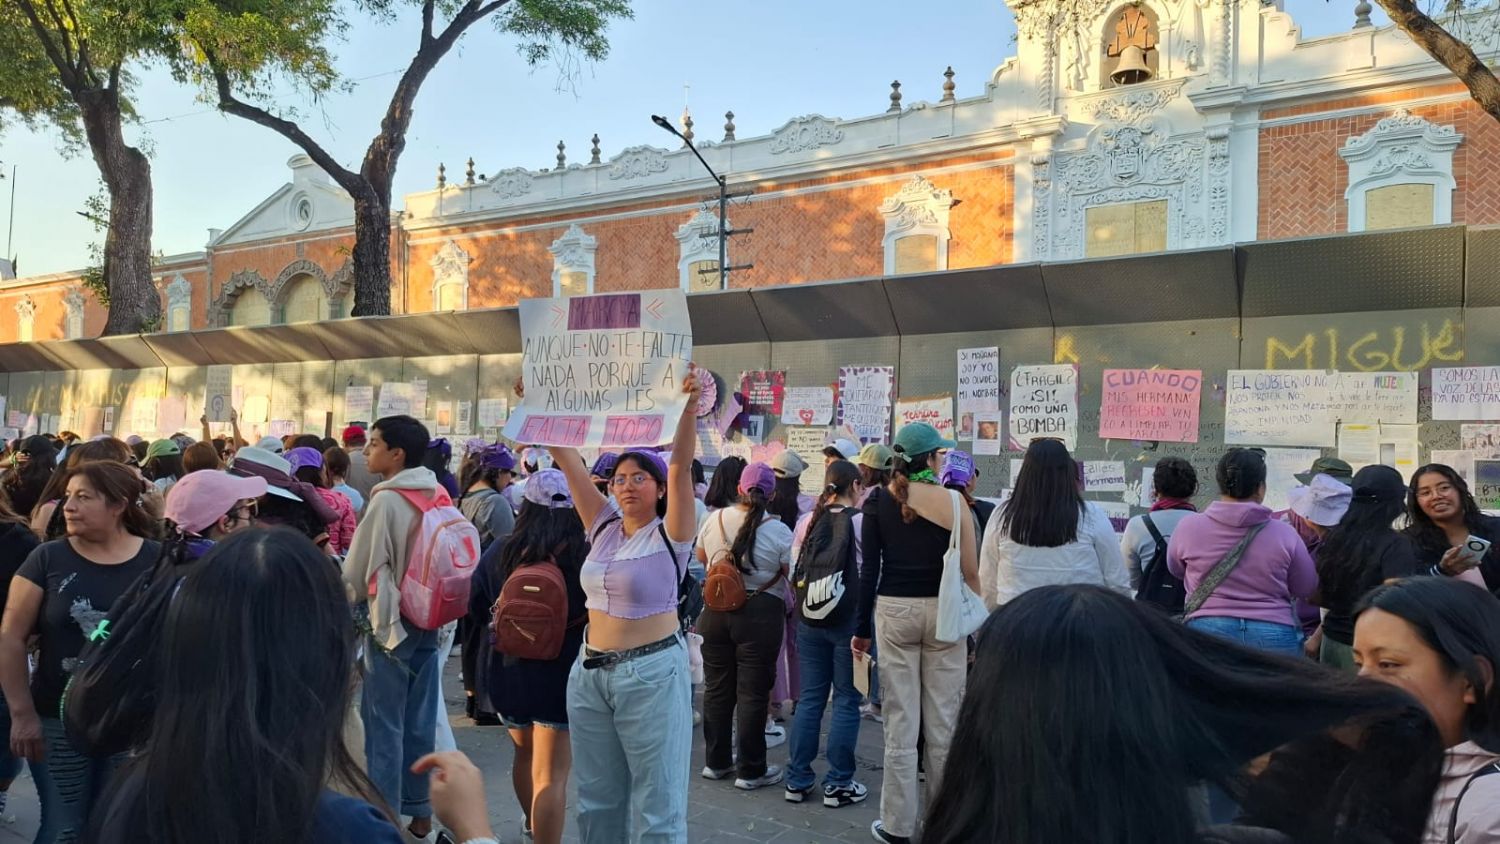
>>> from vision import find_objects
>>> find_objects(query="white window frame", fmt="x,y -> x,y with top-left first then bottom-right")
429,239 -> 471,311
64,288 -> 85,339
549,223 -> 599,297
16,295 -> 35,342
1339,109 -> 1463,233
165,274 -> 192,332
879,175 -> 955,275
675,209 -> 724,292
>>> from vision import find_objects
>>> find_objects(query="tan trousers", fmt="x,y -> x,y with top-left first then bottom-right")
873,595 -> 967,838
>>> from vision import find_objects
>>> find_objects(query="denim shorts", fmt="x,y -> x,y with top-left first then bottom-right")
501,713 -> 569,732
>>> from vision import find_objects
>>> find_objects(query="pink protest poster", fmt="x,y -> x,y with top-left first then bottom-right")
740,370 -> 786,416
1098,369 -> 1202,444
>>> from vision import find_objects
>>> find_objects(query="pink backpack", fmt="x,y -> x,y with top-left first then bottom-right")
391,488 -> 481,630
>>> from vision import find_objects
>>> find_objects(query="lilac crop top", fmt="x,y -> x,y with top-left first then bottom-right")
580,501 -> 694,619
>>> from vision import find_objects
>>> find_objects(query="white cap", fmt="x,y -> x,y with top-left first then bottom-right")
1287,474 -> 1353,528
831,438 -> 861,460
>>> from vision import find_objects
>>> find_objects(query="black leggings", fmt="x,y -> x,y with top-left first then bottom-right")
699,591 -> 786,778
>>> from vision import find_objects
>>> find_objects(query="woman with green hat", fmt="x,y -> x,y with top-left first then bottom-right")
854,421 -> 976,844
142,439 -> 184,496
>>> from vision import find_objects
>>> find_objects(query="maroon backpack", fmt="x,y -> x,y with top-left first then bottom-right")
492,547 -> 578,661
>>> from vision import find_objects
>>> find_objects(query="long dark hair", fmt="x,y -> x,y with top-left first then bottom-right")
499,500 -> 588,583
727,488 -> 771,575
704,457 -> 745,509
67,461 -> 158,539
1405,463 -> 1483,555
1000,439 -> 1083,547
1358,577 -> 1500,752
3,435 -> 57,517
32,437 -> 133,522
888,448 -> 936,525
89,528 -> 387,844
803,460 -> 860,539
768,475 -> 801,530
923,585 -> 1441,844
1316,466 -> 1408,609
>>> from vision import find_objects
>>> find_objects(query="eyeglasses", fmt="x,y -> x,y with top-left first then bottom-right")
609,473 -> 652,488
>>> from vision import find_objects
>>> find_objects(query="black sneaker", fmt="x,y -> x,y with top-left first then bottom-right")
823,780 -> 868,808
784,783 -> 815,803
870,820 -> 911,844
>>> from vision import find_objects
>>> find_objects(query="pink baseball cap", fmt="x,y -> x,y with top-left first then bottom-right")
738,462 -> 776,497
163,470 -> 268,534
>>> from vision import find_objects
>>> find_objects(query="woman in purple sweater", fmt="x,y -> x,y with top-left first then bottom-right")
1166,448 -> 1317,656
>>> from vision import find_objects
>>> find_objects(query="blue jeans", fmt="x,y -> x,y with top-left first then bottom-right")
567,635 -> 692,844
362,620 -> 440,818
36,718 -> 117,844
787,619 -> 862,791
1187,616 -> 1303,656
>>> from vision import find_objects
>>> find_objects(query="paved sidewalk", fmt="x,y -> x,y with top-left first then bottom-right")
0,649 -> 892,843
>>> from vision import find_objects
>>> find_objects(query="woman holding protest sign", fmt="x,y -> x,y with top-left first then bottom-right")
519,364 -> 701,844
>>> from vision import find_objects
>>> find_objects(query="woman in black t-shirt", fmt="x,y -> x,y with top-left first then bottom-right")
0,461 -> 158,843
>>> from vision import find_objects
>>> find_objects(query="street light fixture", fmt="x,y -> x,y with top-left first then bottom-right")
650,114 -> 752,291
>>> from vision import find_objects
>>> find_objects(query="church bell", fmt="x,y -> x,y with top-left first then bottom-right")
1110,45 -> 1154,85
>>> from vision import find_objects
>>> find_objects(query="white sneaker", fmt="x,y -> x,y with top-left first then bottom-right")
701,765 -> 734,780
735,765 -> 784,790
860,703 -> 884,724
764,722 -> 787,749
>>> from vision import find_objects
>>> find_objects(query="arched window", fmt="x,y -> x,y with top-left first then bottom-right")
165,274 -> 192,332
879,175 -> 955,275
64,289 -> 85,339
1339,109 -> 1462,233
228,289 -> 272,327
279,274 -> 328,324
676,209 -> 724,293
16,296 -> 35,342
430,240 -> 472,311
550,224 -> 598,298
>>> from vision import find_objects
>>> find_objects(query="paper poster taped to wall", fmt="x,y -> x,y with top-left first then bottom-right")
781,387 -> 834,426
1098,369 -> 1201,444
477,398 -> 509,429
1433,367 -> 1500,421
1461,425 -> 1500,459
785,426 -> 830,495
973,411 -> 1003,456
375,383 -> 412,418
1225,370 -> 1335,448
956,347 -> 1001,424
740,370 -> 786,417
505,291 -> 693,448
1475,460 -> 1500,509
344,386 -> 374,424
837,366 -> 894,444
1261,447 -> 1322,512
893,394 -> 955,442
1329,371 -> 1418,424
1009,364 -> 1078,451
1432,450 -> 1477,486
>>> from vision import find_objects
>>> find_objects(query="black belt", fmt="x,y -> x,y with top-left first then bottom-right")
582,633 -> 680,670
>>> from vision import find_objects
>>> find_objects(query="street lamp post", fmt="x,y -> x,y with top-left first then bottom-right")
651,114 -> 751,290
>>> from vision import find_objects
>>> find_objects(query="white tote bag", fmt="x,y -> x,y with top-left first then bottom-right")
935,489 -> 989,643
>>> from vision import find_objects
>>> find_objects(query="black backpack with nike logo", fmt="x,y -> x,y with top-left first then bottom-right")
794,507 -> 859,628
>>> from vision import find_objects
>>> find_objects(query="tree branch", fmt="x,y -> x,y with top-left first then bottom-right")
1376,0 -> 1500,121
14,0 -> 82,94
420,0 -> 436,46
54,0 -> 95,86
200,46 -> 369,201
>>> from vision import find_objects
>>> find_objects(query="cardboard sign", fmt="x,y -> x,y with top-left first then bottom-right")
1099,369 -> 1201,444
837,366 -> 895,444
893,394 -> 955,441
505,291 -> 693,448
1009,365 -> 1078,451
781,387 -> 834,426
1225,370 -> 1335,448
205,365 -> 234,423
1434,367 -> 1500,421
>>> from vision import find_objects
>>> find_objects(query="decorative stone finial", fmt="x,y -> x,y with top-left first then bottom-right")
1353,0 -> 1372,26
941,67 -> 956,103
464,158 -> 475,185
681,107 -> 695,147
557,141 -> 567,169
437,162 -> 446,189
889,80 -> 903,113
723,111 -> 736,142
590,134 -> 602,164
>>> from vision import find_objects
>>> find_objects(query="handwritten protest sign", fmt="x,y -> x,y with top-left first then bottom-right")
893,394 -> 955,441
505,291 -> 693,448
957,347 -> 1001,413
1262,447 -> 1322,512
205,366 -> 234,423
740,371 -> 785,417
1329,371 -> 1418,424
1434,367 -> 1500,421
344,386 -> 374,423
781,387 -> 834,426
1099,369 -> 1201,443
1225,370 -> 1335,448
375,383 -> 412,418
1082,461 -> 1128,492
1009,365 -> 1078,451
837,366 -> 894,444
1475,460 -> 1500,509
785,426 -> 830,495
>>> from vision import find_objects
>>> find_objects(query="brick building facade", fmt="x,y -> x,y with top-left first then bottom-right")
4,0 -> 1498,343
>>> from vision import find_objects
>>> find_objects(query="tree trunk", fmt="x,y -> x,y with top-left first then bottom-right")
1376,0 -> 1500,123
77,90 -> 158,336
350,194 -> 393,317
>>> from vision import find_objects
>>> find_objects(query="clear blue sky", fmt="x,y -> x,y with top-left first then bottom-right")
0,0 -> 1380,277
